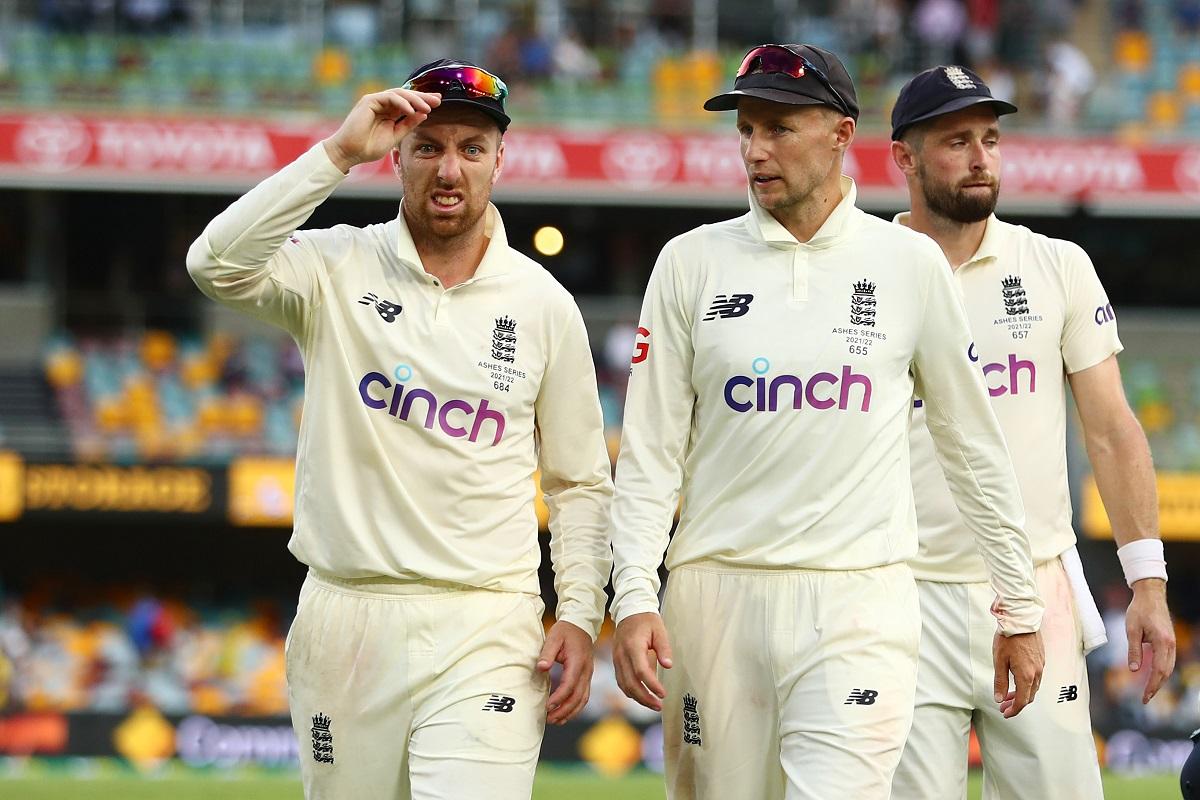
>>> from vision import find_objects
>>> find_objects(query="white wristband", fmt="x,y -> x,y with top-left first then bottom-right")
1117,539 -> 1167,587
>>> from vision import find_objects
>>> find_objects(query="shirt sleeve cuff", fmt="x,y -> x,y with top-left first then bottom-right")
555,609 -> 601,643
611,594 -> 662,625
993,600 -> 1044,636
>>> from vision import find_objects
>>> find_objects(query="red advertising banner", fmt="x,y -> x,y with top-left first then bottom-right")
2,112 -> 1200,212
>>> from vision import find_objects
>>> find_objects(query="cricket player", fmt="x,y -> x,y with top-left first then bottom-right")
186,60 -> 613,799
608,43 -> 1046,800
1184,726 -> 1200,799
889,65 -> 1176,800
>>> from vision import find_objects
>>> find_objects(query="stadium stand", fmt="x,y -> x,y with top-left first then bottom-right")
0,0 -> 1177,132
31,326 -> 1200,471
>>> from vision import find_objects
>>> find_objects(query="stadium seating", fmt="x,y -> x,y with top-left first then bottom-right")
35,330 -> 1200,471
43,332 -> 302,464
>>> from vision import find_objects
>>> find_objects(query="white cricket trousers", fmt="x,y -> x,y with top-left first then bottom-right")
892,557 -> 1102,799
660,561 -> 921,800
285,569 -> 549,800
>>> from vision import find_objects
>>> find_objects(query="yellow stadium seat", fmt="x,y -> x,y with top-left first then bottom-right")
140,330 -> 176,371
96,396 -> 130,431
1137,399 -> 1174,431
314,47 -> 351,86
206,333 -> 235,367
197,398 -> 227,432
181,355 -> 218,389
1115,31 -> 1152,73
1181,63 -> 1200,100
228,394 -> 264,436
1115,121 -> 1151,146
356,79 -> 386,97
135,423 -> 168,460
192,684 -> 233,715
654,58 -> 686,119
45,349 -> 83,388
1147,91 -> 1182,129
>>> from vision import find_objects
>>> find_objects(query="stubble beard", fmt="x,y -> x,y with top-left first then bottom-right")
403,180 -> 490,246
752,172 -> 822,215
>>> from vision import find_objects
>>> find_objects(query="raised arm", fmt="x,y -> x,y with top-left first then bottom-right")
186,89 -> 441,334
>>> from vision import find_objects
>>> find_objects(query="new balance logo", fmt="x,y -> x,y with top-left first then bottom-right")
844,689 -> 879,705
1057,685 -> 1079,703
311,712 -> 334,764
703,293 -> 754,320
682,693 -> 703,746
482,694 -> 516,713
358,292 -> 402,323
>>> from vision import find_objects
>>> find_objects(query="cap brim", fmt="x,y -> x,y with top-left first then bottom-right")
435,98 -> 511,131
892,96 -> 1017,139
703,88 -> 838,112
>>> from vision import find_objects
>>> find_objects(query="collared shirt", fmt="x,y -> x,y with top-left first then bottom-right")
610,178 -> 1043,635
187,143 -> 613,638
898,213 -> 1123,582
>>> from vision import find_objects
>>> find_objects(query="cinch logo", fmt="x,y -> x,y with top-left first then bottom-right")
1095,303 -> 1115,325
724,358 -> 872,413
358,371 -> 506,446
968,344 -> 1037,397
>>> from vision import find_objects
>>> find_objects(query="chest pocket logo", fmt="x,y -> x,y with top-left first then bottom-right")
850,280 -> 876,327
359,292 -> 402,323
491,316 -> 517,363
1001,276 -> 1029,316
703,294 -> 754,321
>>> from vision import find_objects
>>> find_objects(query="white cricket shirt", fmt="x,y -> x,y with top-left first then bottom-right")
901,214 -> 1123,583
609,179 -> 1043,635
187,144 -> 614,638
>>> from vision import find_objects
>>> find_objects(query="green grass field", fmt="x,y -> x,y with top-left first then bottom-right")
0,764 -> 1183,799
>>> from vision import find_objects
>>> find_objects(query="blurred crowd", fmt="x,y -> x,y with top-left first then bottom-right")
1090,581 -> 1200,736
2,578 -> 1198,741
0,0 -> 1141,131
0,583 -> 289,716
15,326 -> 1200,471
37,331 -> 303,464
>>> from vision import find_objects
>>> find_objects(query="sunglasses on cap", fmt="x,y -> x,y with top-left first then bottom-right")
737,44 -> 852,117
402,64 -> 509,100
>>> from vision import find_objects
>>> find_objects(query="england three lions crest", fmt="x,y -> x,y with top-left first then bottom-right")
1001,276 -> 1030,316
850,279 -> 877,327
311,713 -> 334,764
492,316 -> 517,363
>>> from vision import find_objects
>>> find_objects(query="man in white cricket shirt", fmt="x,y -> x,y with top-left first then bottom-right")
889,65 -> 1177,800
607,43 -> 1046,800
187,59 -> 613,799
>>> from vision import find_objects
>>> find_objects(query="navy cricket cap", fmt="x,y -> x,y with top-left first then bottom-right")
704,44 -> 860,121
891,65 -> 1017,141
403,58 -> 511,133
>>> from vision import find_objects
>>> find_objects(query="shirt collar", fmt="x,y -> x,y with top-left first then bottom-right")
892,211 -> 1002,269
967,214 -> 1003,266
747,175 -> 859,249
393,202 -> 510,282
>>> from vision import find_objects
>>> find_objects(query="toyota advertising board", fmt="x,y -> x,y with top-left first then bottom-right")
5,113 -> 1200,213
